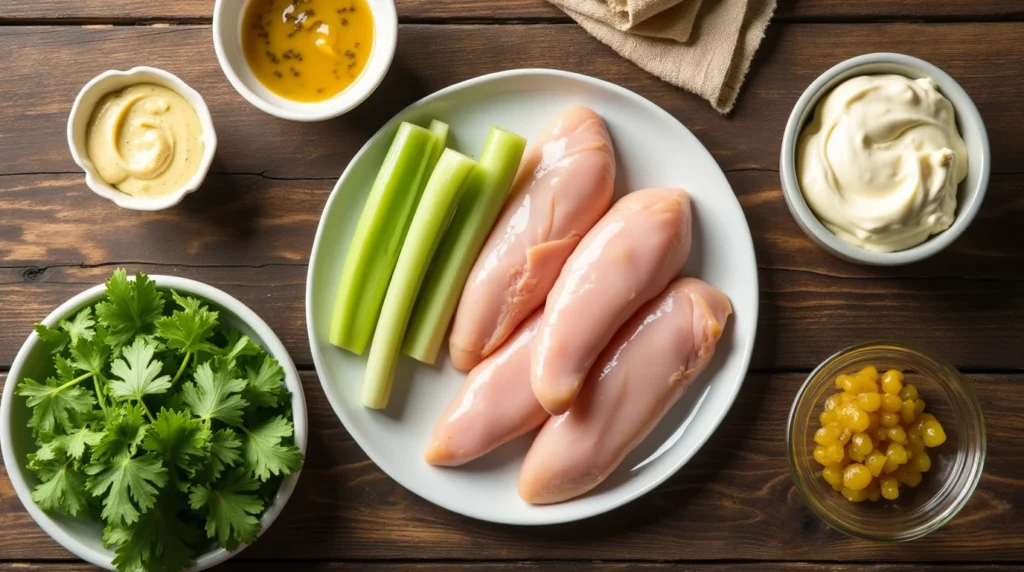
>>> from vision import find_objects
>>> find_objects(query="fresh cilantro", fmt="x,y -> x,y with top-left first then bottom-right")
92,405 -> 148,462
96,270 -> 165,349
86,452 -> 168,525
28,453 -> 90,516
200,429 -> 242,483
181,361 -> 248,427
108,338 -> 172,404
61,308 -> 96,345
243,356 -> 284,409
17,269 -> 303,572
34,324 -> 69,353
142,409 -> 210,475
16,377 -> 96,435
241,415 -> 303,482
155,291 -> 219,356
189,468 -> 264,550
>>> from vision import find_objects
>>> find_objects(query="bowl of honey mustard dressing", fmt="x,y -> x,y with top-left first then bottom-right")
67,66 -> 217,211
214,0 -> 398,121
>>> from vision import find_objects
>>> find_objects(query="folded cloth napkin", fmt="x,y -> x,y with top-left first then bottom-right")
557,0 -> 704,43
549,0 -> 777,114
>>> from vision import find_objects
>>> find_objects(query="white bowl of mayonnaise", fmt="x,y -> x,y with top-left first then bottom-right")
780,53 -> 990,265
67,66 -> 218,211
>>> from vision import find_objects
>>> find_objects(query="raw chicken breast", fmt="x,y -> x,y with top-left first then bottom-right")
425,311 -> 548,466
531,188 -> 692,415
519,278 -> 731,504
448,107 -> 616,372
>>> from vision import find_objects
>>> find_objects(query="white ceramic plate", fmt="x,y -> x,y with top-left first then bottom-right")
306,69 -> 758,525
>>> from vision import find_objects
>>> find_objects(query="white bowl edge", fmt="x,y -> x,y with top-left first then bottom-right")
0,275 -> 307,571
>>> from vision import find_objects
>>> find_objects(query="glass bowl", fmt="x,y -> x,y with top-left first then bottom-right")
787,342 -> 986,541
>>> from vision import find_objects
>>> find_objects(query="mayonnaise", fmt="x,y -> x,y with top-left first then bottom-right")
86,84 -> 204,197
797,74 -> 968,252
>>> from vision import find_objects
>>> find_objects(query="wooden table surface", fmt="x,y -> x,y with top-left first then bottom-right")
1,1 -> 1023,570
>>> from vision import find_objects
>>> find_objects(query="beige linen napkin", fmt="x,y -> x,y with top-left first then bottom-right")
562,0 -> 704,43
549,0 -> 777,114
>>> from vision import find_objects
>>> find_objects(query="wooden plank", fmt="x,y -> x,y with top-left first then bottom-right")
1,372 -> 1020,562
1,0 -> 1021,22
1,174 -> 1023,371
0,564 -> 1018,571
0,23 -> 1022,179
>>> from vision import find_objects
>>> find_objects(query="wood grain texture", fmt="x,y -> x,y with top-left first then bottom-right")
1,173 -> 1023,371
0,565 -> 1020,571
1,23 -> 1023,180
1,371 -> 1020,562
1,0 -> 1021,21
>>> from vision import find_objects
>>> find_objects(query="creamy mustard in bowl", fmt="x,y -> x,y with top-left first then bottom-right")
86,83 -> 205,198
797,75 -> 968,253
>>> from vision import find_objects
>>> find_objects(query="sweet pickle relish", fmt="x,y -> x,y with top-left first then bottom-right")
813,367 -> 947,502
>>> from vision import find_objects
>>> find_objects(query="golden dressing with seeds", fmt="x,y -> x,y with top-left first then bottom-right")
242,0 -> 374,102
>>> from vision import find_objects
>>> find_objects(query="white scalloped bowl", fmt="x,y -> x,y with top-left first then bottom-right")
0,276 -> 307,571
66,67 -> 218,212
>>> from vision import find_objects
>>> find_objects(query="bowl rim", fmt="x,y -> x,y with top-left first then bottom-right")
786,340 -> 987,541
65,66 -> 219,212
212,0 -> 398,122
0,275 -> 307,571
779,52 -> 991,266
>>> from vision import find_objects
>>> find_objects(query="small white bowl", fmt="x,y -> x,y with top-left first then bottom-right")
780,53 -> 991,265
67,67 -> 218,212
213,0 -> 398,122
0,275 -> 307,572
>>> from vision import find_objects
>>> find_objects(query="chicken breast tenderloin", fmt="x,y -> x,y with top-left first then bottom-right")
531,188 -> 692,415
425,311 -> 548,467
448,106 -> 615,372
519,278 -> 732,505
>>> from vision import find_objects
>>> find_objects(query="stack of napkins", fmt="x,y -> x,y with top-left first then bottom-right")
549,0 -> 777,113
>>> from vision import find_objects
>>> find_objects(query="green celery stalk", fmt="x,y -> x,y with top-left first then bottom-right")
427,119 -> 449,165
402,127 -> 527,363
328,122 -> 445,354
362,149 -> 477,409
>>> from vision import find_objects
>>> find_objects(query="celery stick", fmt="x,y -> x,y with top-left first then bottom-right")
362,149 -> 477,409
403,128 -> 527,363
328,122 -> 440,354
427,119 -> 449,164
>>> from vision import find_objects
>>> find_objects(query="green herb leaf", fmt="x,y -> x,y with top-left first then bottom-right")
106,493 -> 197,572
95,270 -> 165,349
34,324 -> 70,353
181,361 -> 248,426
86,451 -> 168,525
242,356 -> 284,409
28,453 -> 89,516
155,291 -> 219,355
189,468 -> 264,550
201,428 -> 243,482
143,409 -> 211,475
71,334 -> 111,375
92,405 -> 147,462
61,307 -> 96,345
241,416 -> 302,481
109,338 -> 173,403
16,377 -> 96,434
50,426 -> 105,461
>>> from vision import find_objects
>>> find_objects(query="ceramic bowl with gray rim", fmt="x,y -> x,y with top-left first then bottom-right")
780,53 -> 990,266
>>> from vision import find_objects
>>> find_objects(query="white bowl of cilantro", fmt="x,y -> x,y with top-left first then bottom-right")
0,269 -> 307,572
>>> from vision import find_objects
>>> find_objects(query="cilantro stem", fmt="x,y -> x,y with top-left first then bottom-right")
171,351 -> 192,385
56,371 -> 94,393
140,401 -> 156,423
93,373 -> 109,416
